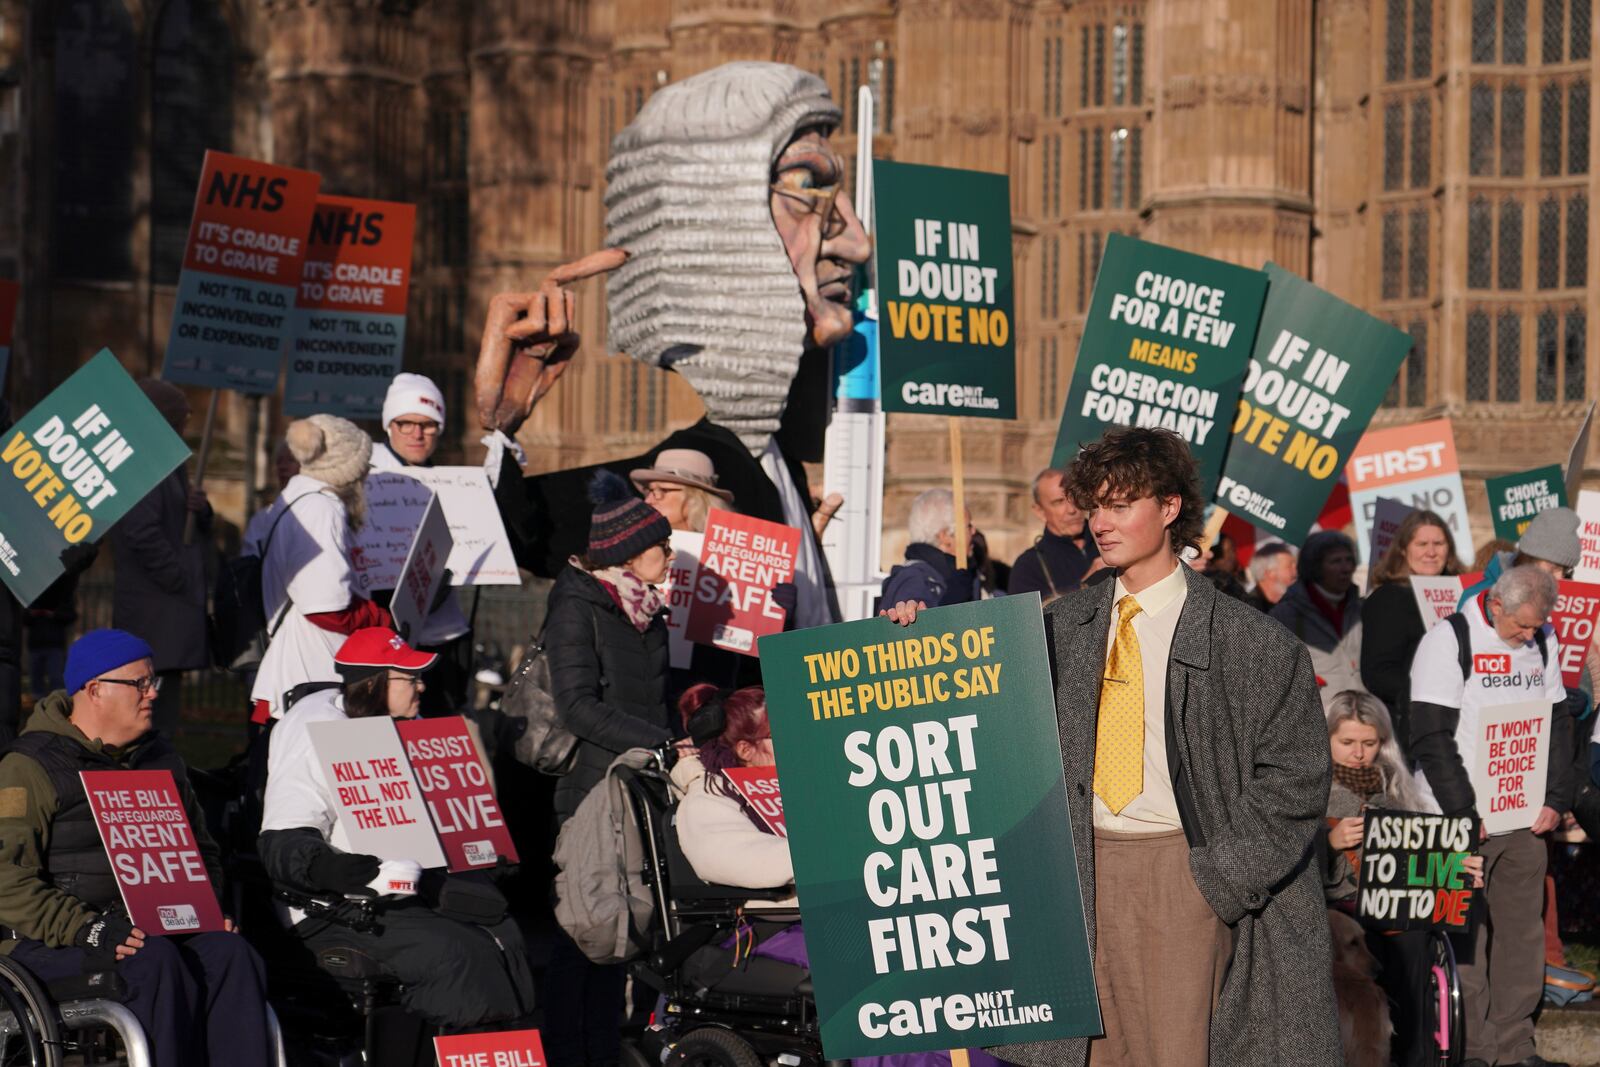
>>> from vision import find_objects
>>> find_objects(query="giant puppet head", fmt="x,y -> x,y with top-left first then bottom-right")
604,62 -> 871,453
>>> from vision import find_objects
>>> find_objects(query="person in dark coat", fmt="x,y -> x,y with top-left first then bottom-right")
109,380 -> 209,737
1359,509 -> 1464,756
1271,530 -> 1365,708
1243,541 -> 1296,614
879,488 -> 980,610
885,428 -> 1342,1067
543,472 -> 674,1067
1008,468 -> 1099,603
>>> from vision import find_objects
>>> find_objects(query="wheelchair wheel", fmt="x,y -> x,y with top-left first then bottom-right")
1426,929 -> 1464,1067
669,1027 -> 762,1067
0,957 -> 62,1067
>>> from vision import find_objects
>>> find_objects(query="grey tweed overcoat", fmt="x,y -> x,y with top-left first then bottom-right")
991,565 -> 1343,1067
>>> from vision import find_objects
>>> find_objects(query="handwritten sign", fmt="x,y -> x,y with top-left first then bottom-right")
397,716 -> 517,872
1357,809 -> 1478,933
685,509 -> 800,657
390,492 -> 452,643
306,717 -> 446,867
353,468 -> 519,591
1551,580 -> 1600,690
1410,575 -> 1466,632
723,767 -> 785,837
662,530 -> 704,670
80,770 -> 225,935
434,1029 -> 546,1067
1470,700 -> 1551,836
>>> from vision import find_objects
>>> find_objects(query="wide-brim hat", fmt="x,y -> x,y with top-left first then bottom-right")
335,627 -> 437,684
629,448 -> 734,501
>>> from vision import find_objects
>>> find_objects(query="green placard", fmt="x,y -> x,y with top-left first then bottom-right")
758,594 -> 1099,1059
874,160 -> 1015,419
0,350 -> 190,606
1486,463 -> 1567,542
1052,234 -> 1268,496
1214,264 -> 1412,544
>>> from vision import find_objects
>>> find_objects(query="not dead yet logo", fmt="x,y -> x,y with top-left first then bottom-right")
1473,653 -> 1545,690
157,905 -> 200,932
461,840 -> 498,866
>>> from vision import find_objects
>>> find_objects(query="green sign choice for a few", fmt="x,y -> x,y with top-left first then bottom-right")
1486,464 -> 1567,542
873,159 -> 1016,420
0,350 -> 190,606
758,594 -> 1099,1059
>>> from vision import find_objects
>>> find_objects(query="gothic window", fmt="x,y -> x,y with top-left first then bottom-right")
1039,238 -> 1049,316
1567,194 -> 1588,286
1541,82 -> 1564,174
53,0 -> 137,281
1382,212 -> 1402,300
1387,0 -> 1407,81
1473,0 -> 1498,62
1497,310 -> 1522,400
598,363 -> 611,434
1130,129 -> 1143,207
1089,231 -> 1103,294
850,58 -> 862,131
1053,135 -> 1063,215
1411,97 -> 1432,186
645,363 -> 659,431
1566,310 -> 1587,400
1077,232 -> 1087,313
1093,25 -> 1106,106
1468,198 -> 1493,288
1384,104 -> 1405,188
1569,80 -> 1589,172
1041,136 -> 1053,217
1049,339 -> 1060,418
1112,24 -> 1128,106
1467,311 -> 1492,400
1538,310 -> 1559,401
1050,235 -> 1061,319
1502,86 -> 1525,175
1499,198 -> 1523,289
1091,128 -> 1103,209
1080,28 -> 1090,108
1406,322 -> 1428,407
1078,129 -> 1088,210
1539,198 -> 1562,287
628,363 -> 641,429
1545,0 -> 1566,62
885,58 -> 897,132
1576,0 -> 1593,58
1042,37 -> 1053,117
1131,24 -> 1145,105
1054,38 -> 1064,117
1408,209 -> 1429,297
1470,83 -> 1496,175
1413,0 -> 1433,77
1504,0 -> 1528,62
1110,128 -> 1126,209
151,0 -> 234,283
1385,345 -> 1402,407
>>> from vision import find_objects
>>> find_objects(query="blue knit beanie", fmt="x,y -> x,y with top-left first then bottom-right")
65,630 -> 155,694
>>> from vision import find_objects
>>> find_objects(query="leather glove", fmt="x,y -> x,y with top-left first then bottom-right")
307,850 -> 382,896
75,913 -> 134,970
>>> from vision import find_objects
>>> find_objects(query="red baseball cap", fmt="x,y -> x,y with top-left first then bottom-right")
334,627 -> 437,683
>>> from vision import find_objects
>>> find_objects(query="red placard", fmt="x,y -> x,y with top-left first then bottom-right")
1551,580 -> 1600,689
397,717 -> 518,872
180,150 -> 321,286
0,279 -> 17,347
434,1028 -> 546,1067
684,509 -> 801,656
80,770 -> 225,935
723,767 -> 786,837
298,194 -> 416,316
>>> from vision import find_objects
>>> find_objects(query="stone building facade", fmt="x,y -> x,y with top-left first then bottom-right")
0,0 -> 1593,563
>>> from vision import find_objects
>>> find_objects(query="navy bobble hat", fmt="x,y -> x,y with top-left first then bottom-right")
586,470 -> 672,567
66,629 -> 155,694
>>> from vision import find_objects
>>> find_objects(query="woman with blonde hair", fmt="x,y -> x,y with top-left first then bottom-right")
1359,509 -> 1465,757
630,449 -> 735,532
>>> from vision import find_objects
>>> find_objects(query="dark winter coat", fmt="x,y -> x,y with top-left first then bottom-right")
1007,529 -> 1098,601
1270,581 -> 1365,705
991,565 -> 1342,1067
545,566 -> 672,823
1359,580 -> 1428,744
110,467 -> 209,672
879,543 -> 978,611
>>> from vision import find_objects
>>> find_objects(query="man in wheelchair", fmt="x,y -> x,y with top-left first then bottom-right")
0,629 -> 273,1067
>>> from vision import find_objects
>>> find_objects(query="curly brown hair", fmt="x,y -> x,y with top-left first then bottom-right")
1062,427 -> 1206,554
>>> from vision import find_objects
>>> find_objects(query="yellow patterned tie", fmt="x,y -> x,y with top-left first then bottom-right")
1094,595 -> 1144,814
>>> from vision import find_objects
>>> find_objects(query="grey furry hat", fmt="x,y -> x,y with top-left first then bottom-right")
285,414 -> 371,491
604,62 -> 842,453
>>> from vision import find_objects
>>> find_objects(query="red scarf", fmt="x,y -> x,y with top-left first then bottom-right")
1306,583 -> 1346,633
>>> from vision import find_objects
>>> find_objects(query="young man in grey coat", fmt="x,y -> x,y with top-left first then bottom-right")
885,427 -> 1341,1066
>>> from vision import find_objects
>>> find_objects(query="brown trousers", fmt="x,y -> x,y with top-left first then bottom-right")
1460,829 -> 1547,1065
1087,828 -> 1232,1067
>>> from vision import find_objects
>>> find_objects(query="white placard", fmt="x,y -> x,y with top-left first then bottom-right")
390,493 -> 452,643
1469,700 -> 1551,836
353,467 -> 520,592
307,717 -> 447,867
1410,575 -> 1466,632
661,530 -> 704,671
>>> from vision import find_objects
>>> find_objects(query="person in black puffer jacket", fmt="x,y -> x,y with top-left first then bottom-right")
543,472 -> 674,1067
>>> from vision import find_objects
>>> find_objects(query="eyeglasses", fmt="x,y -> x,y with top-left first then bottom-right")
391,419 -> 440,437
387,674 -> 426,689
96,675 -> 161,696
644,485 -> 685,501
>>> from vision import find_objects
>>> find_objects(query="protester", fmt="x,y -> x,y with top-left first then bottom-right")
885,427 -> 1341,1067
630,449 -> 735,532
258,627 -> 535,1033
1244,542 -> 1296,614
544,471 -> 674,1067
250,415 -> 389,723
0,629 -> 271,1067
1270,530 -> 1366,708
1460,506 -> 1582,608
24,544 -> 99,701
1410,565 -> 1573,1067
879,489 -> 981,610
1360,510 -> 1465,754
366,373 -> 472,712
109,379 -> 210,737
970,529 -> 1008,598
1008,468 -> 1099,603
